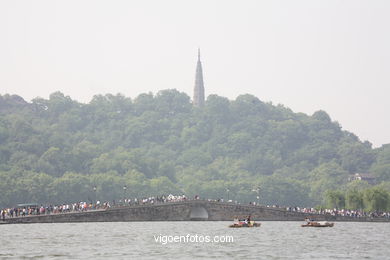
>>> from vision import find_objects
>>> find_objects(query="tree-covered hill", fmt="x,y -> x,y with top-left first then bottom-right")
0,90 -> 388,208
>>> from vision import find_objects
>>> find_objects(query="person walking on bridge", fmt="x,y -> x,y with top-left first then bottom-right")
1,209 -> 5,221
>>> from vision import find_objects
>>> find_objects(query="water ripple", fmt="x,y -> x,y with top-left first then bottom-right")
0,221 -> 389,259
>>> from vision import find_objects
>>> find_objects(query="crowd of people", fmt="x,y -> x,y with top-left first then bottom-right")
119,194 -> 190,206
0,201 -> 112,221
2,195 -> 390,220
286,206 -> 390,219
0,194 -> 193,221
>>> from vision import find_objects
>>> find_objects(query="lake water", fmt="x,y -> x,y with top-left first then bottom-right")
0,221 -> 389,259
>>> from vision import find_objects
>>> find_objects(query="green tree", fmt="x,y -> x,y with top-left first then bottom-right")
370,144 -> 390,181
149,176 -> 180,195
363,187 -> 389,211
338,142 -> 375,173
325,190 -> 345,209
0,90 -> 385,207
345,189 -> 364,210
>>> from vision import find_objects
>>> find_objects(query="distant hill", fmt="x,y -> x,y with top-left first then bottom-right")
0,90 -> 388,207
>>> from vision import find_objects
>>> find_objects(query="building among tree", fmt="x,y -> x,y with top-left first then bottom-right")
193,48 -> 205,107
349,173 -> 377,185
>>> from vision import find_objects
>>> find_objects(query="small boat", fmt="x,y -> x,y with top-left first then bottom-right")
301,221 -> 334,227
229,220 -> 261,228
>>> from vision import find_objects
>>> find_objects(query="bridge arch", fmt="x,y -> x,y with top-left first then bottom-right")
189,206 -> 209,220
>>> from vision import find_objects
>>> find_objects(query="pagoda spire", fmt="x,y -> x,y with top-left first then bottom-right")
193,48 -> 205,107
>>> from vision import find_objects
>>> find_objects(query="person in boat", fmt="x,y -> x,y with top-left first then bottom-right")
305,217 -> 314,224
305,217 -> 320,226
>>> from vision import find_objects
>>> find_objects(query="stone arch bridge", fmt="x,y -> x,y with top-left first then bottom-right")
3,200 -> 386,224
4,200 -> 306,224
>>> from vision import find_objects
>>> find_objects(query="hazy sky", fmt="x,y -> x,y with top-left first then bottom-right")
1,0 -> 389,147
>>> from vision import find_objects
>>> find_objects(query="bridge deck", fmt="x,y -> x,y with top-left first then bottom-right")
1,200 -> 389,224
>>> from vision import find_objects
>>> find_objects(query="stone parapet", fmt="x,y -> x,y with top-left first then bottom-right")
2,200 -> 389,224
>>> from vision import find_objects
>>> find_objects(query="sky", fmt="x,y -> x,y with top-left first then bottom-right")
0,0 -> 389,147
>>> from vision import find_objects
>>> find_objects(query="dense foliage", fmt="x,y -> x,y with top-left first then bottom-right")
0,90 -> 389,208
325,183 -> 390,211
